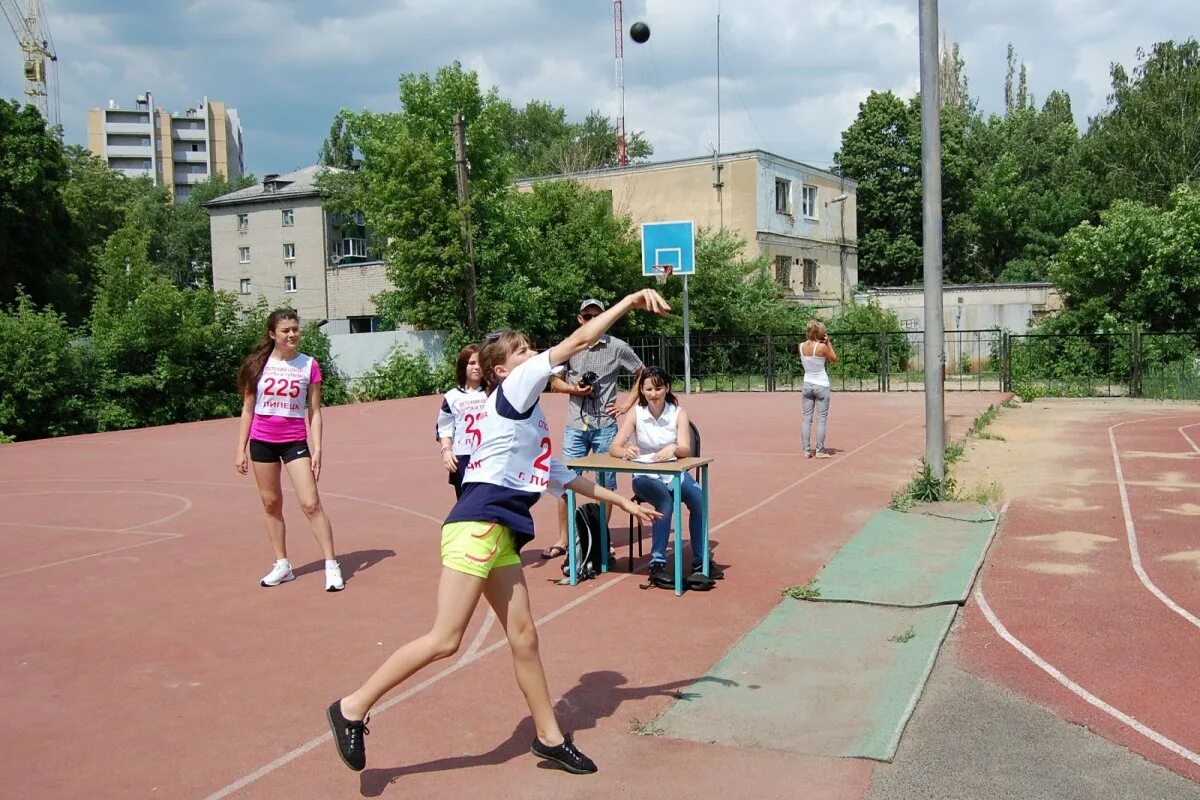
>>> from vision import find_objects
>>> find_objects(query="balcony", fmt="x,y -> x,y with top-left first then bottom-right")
106,144 -> 152,158
173,127 -> 207,141
173,149 -> 208,163
105,121 -> 152,135
173,170 -> 211,185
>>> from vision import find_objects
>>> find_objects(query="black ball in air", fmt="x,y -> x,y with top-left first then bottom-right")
630,22 -> 650,44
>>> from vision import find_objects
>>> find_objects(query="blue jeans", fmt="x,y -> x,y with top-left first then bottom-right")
632,473 -> 705,567
562,424 -> 617,490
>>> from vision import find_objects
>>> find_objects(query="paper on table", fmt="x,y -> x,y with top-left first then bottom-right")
633,454 -> 678,464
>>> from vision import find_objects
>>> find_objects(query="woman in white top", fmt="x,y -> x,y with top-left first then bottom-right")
799,320 -> 838,458
611,367 -> 715,578
435,344 -> 486,498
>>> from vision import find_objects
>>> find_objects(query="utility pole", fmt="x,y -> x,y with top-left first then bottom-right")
919,0 -> 947,492
453,112 -> 479,335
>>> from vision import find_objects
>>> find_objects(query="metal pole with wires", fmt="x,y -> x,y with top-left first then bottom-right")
919,0 -> 946,491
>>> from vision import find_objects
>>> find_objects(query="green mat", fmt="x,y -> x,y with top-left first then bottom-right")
810,506 -> 997,607
656,599 -> 956,761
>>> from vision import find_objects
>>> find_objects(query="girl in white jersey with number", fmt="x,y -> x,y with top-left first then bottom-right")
436,344 -> 486,498
234,309 -> 344,592
326,289 -> 670,776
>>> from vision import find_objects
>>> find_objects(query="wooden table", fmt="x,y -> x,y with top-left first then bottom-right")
564,453 -> 714,596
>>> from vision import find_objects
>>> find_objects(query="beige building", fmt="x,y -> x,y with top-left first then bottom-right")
87,92 -> 243,204
866,282 -> 1063,334
517,150 -> 858,306
205,166 -> 388,334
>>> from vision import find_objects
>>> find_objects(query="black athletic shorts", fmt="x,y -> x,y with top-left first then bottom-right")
249,439 -> 312,464
447,454 -> 470,497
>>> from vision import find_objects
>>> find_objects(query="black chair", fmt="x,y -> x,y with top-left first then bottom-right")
626,421 -> 701,572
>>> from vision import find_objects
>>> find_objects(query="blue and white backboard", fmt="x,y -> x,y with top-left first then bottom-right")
641,220 -> 696,277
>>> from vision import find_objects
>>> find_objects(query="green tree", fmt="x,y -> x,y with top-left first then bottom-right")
834,91 -> 981,285
0,294 -> 89,440
159,173 -> 255,288
319,110 -> 356,169
970,92 -> 1089,280
1084,40 -> 1200,209
1047,184 -> 1200,333
0,100 -> 78,317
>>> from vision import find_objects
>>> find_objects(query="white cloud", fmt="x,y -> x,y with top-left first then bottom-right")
0,0 -> 1196,175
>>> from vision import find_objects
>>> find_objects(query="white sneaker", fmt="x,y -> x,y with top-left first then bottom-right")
260,560 -> 295,587
325,561 -> 345,592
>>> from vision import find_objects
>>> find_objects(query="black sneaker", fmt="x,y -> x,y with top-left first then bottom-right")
326,700 -> 369,771
648,561 -> 666,577
531,733 -> 597,774
692,563 -> 724,579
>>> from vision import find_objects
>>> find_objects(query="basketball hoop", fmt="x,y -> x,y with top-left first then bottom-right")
651,263 -> 674,277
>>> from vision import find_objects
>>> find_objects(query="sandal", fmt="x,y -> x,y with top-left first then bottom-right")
541,545 -> 567,559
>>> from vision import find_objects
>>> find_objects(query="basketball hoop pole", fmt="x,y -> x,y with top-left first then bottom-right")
683,275 -> 692,395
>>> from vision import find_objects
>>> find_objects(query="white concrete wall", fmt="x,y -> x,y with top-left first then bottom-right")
866,284 -> 1063,334
329,329 -> 447,383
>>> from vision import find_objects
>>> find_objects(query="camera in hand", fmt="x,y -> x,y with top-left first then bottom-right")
579,371 -> 600,389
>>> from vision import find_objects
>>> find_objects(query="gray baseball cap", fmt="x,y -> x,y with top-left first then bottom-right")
579,298 -> 606,313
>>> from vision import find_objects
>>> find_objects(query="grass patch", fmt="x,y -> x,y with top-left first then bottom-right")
888,627 -> 917,644
958,481 -> 1004,506
969,405 -> 1000,436
630,716 -> 664,736
782,580 -> 821,600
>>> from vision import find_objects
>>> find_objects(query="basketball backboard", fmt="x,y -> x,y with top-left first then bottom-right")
641,220 -> 696,277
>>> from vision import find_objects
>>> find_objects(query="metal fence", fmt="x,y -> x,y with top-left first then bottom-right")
610,329 -> 1200,398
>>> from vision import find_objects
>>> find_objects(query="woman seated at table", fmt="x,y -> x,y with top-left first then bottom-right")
610,366 -> 716,578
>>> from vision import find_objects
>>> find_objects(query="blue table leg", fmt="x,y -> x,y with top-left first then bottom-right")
566,489 -> 578,586
673,473 -> 683,596
701,465 -> 710,577
597,471 -> 609,574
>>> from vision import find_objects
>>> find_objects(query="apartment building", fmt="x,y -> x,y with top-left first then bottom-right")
517,150 -> 858,306
87,92 -> 244,204
206,166 -> 387,333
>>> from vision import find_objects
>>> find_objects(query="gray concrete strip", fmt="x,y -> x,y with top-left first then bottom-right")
868,652 -> 1200,800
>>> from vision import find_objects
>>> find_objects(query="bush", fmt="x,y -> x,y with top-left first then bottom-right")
355,348 -> 444,402
0,294 -> 90,440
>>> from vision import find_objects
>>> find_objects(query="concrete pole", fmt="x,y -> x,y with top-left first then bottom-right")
919,0 -> 946,489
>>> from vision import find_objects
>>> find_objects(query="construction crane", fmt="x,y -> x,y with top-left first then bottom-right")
1,0 -> 59,128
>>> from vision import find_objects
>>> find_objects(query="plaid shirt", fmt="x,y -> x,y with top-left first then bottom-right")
563,335 -> 644,430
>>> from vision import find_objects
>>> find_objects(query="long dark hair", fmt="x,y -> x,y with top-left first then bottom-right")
455,344 -> 480,389
237,309 -> 300,398
637,366 -> 679,407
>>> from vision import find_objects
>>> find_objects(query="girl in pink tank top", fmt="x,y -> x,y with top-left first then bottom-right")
234,309 -> 344,592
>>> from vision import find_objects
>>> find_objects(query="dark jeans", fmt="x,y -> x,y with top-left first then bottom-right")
632,473 -> 705,567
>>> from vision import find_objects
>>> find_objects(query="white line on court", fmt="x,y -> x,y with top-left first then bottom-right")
458,608 -> 497,664
0,534 -> 183,579
201,418 -> 919,798
1178,421 -> 1200,453
1108,419 -> 1200,629
0,489 -> 193,532
710,418 -> 911,534
199,574 -> 631,800
974,582 -> 1200,767
0,520 -> 173,537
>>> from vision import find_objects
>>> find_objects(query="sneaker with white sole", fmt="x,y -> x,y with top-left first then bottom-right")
325,561 -> 345,592
260,559 -> 295,587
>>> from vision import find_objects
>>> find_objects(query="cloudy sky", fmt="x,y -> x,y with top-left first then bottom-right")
2,0 -> 1196,176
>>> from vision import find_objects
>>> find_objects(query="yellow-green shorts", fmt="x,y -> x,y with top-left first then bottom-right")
440,521 -> 522,578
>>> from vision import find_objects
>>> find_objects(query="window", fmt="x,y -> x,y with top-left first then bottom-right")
801,185 -> 819,219
284,275 -> 297,293
239,278 -> 251,295
283,243 -> 296,261
774,255 -> 791,287
775,178 -> 791,215
236,214 -> 248,231
190,144 -> 199,152
349,316 -> 378,334
238,246 -> 250,263
281,209 -> 294,227
803,259 -> 818,292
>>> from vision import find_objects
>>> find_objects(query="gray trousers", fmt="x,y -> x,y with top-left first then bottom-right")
802,383 -> 831,451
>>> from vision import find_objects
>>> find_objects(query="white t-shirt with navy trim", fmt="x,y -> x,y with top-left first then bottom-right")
436,387 -> 487,456
444,350 -> 574,545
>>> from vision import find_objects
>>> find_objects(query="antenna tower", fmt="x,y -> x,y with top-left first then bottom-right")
613,0 -> 628,166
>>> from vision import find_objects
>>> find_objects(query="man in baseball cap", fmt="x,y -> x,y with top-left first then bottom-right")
541,296 -> 644,559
